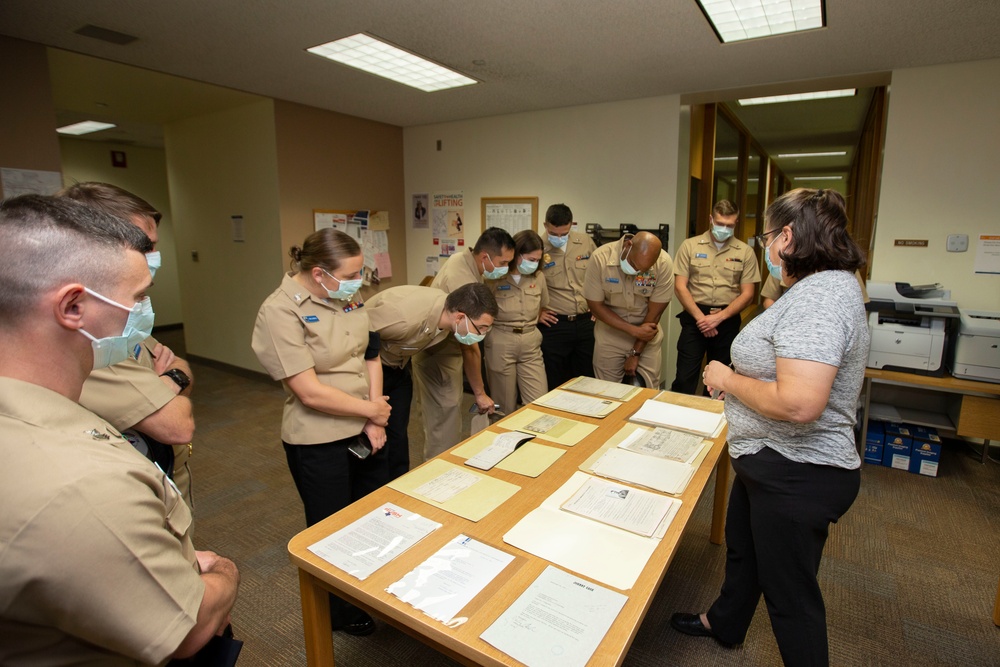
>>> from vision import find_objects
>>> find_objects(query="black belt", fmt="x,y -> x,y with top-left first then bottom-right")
556,312 -> 590,321
494,323 -> 536,334
695,303 -> 726,314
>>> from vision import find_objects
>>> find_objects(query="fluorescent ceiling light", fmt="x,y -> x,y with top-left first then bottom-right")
739,89 -> 856,105
793,175 -> 843,181
307,33 -> 477,92
56,120 -> 116,135
778,151 -> 847,158
713,156 -> 738,161
696,0 -> 825,43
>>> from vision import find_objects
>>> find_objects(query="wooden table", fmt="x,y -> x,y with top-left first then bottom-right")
288,387 -> 730,666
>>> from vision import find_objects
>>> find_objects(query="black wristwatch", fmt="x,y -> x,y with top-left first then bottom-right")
161,368 -> 191,392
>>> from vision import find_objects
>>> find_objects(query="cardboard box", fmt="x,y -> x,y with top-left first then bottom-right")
864,421 -> 885,465
911,426 -> 942,445
909,440 -> 942,477
882,433 -> 912,470
884,422 -> 913,439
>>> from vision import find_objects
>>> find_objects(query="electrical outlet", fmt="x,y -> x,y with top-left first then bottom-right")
946,234 -> 968,252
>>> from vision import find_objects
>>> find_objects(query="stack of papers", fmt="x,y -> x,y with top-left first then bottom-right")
618,426 -> 705,465
532,389 -> 621,418
589,448 -> 695,495
562,376 -> 642,402
629,399 -> 725,437
561,476 -> 675,537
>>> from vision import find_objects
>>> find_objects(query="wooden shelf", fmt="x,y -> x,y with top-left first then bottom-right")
868,402 -> 955,431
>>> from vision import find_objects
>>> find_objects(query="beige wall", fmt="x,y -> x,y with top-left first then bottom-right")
403,96 -> 683,386
875,58 -> 1000,311
273,100 -> 406,287
0,36 -> 61,194
164,99 -> 283,370
59,138 -> 184,326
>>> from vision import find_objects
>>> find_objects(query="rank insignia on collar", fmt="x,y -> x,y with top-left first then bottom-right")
343,301 -> 365,312
86,429 -> 110,440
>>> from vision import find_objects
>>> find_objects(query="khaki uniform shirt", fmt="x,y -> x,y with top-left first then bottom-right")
0,378 -> 202,667
583,238 -> 675,324
488,272 -> 549,327
366,286 -> 450,369
673,231 -> 761,306
79,335 -> 176,433
430,249 -> 482,293
252,273 -> 370,445
541,230 -> 596,316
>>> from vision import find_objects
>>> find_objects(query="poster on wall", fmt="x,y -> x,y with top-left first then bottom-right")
973,234 -> 1000,274
412,193 -> 429,229
433,192 -> 464,240
361,228 -> 392,279
314,209 -> 376,243
426,256 -> 440,276
482,197 -> 538,236
439,238 -> 458,257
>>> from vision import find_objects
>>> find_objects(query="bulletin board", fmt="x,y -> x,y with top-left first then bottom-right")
481,196 -> 539,236
313,208 -> 392,282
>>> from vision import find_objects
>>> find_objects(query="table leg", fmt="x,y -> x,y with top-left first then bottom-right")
710,447 -> 729,545
299,569 -> 335,666
859,377 -> 872,456
994,575 -> 1000,627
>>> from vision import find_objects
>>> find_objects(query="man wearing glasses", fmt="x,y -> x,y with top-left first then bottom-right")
670,200 -> 760,395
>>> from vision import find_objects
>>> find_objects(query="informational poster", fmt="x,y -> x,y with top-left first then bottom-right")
433,192 -> 464,240
439,238 -> 458,257
974,234 -> 1000,274
1,168 -> 63,198
412,193 -> 429,229
481,197 -> 538,235
426,255 -> 440,276
314,209 -> 391,280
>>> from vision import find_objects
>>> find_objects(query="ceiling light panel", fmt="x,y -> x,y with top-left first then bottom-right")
739,89 -> 855,105
307,34 -> 477,92
697,0 -> 825,43
56,120 -> 116,135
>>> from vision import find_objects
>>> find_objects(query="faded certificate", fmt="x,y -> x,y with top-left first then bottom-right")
481,565 -> 628,667
620,427 -> 705,464
533,389 -> 620,418
307,503 -> 441,580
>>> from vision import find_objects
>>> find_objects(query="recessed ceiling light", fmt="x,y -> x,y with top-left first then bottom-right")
56,121 -> 116,136
792,175 -> 843,181
307,33 -> 477,92
738,89 -> 856,106
777,151 -> 848,158
696,0 -> 825,43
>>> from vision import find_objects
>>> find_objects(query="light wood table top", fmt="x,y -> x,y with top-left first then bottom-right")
288,386 -> 730,666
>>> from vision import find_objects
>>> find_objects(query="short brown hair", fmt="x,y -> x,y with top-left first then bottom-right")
713,200 -> 739,218
289,229 -> 361,274
767,188 -> 865,279
58,182 -> 161,226
445,283 -> 498,319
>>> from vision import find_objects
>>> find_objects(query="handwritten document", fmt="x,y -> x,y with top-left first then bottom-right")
481,565 -> 628,667
413,467 -> 481,503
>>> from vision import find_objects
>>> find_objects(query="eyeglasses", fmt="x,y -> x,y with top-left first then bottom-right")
753,228 -> 782,247
468,318 -> 491,336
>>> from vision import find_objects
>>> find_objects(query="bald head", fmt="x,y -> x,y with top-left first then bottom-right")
624,232 -> 662,273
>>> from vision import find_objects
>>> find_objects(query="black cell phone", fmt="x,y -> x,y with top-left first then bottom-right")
347,433 -> 373,459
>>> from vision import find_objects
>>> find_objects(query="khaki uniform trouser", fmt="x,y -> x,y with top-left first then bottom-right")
484,326 -> 547,415
413,337 -> 464,459
592,319 -> 664,388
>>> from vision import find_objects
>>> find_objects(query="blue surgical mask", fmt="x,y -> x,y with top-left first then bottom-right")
79,289 -> 155,369
548,233 -> 568,249
765,238 -> 783,281
482,255 -> 508,280
454,317 -> 486,345
146,251 -> 162,279
619,243 -> 639,276
321,269 -> 363,301
518,258 -> 539,274
711,224 -> 733,242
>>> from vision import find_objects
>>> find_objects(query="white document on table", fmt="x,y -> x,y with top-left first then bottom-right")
480,565 -> 628,667
590,447 -> 695,496
465,431 -> 535,470
618,426 -> 706,465
560,476 -> 675,537
533,389 -> 621,418
504,472 -> 678,590
629,399 -> 724,437
562,376 -> 641,401
385,534 -> 514,626
413,467 -> 481,503
307,503 -> 442,580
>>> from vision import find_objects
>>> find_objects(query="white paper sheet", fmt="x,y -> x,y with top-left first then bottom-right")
480,565 -> 628,667
618,426 -> 705,465
386,534 -> 514,626
561,476 -> 675,537
465,431 -> 535,470
562,376 -> 641,401
533,389 -> 621,418
307,503 -> 441,580
629,399 -> 724,436
413,467 -> 481,503
590,447 -> 695,496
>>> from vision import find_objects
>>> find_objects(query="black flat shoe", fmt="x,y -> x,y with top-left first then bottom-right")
669,613 -> 737,648
335,613 -> 376,636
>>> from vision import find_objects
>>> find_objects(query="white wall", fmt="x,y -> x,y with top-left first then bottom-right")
164,100 -> 283,370
875,58 -> 1000,311
59,138 -> 184,326
403,96 -> 684,385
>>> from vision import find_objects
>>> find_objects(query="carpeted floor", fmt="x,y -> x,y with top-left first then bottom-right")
164,329 -> 1000,666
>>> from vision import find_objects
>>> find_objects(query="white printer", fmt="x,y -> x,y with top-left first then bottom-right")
950,309 -> 1000,383
866,282 -> 960,376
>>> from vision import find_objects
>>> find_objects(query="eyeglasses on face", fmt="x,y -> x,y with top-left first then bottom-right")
753,228 -> 782,247
468,317 -> 491,336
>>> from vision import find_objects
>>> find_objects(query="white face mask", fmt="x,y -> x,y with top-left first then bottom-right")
79,288 -> 155,369
482,255 -> 509,280
518,258 -> 539,274
548,233 -> 568,248
453,316 -> 486,345
145,251 -> 162,278
320,268 -> 363,301
711,224 -> 734,242
619,242 -> 640,276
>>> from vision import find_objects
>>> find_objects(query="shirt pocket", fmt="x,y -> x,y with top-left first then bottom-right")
523,284 -> 543,313
162,475 -> 193,540
604,280 -> 627,308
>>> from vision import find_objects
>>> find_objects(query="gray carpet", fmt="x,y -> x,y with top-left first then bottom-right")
164,330 -> 1000,666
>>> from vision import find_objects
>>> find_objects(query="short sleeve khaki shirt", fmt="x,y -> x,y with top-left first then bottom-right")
252,273 -> 370,444
672,231 -> 761,306
430,250 -> 482,293
0,378 -> 202,666
541,230 -> 596,316
487,271 -> 549,327
366,286 -> 450,369
583,238 -> 674,324
79,336 -> 176,431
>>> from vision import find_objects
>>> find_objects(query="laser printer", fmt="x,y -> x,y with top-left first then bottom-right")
950,309 -> 1000,383
866,282 -> 959,376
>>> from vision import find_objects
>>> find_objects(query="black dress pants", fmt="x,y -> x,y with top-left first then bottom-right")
671,306 -> 741,395
540,315 -> 595,390
706,447 -> 860,667
382,362 -> 413,481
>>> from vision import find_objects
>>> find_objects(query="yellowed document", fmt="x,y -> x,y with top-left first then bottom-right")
532,389 -> 621,418
387,459 -> 520,522
493,408 -> 597,447
562,376 -> 642,401
452,430 -> 565,477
